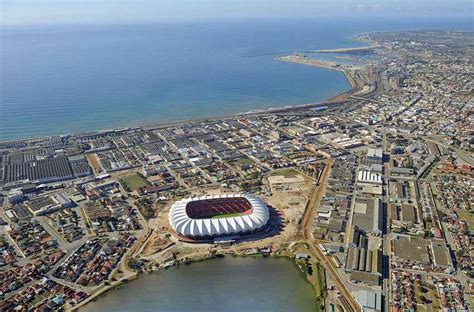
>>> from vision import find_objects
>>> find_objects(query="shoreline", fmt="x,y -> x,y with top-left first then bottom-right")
70,273 -> 139,311
74,249 -> 320,311
0,99 -> 347,145
65,55 -> 367,309
3,26 -> 472,312
2,45 -> 375,311
0,57 -> 361,145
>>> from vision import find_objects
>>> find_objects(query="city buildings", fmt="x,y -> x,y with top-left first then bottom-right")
0,30 -> 471,311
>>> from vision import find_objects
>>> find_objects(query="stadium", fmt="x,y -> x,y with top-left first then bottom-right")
168,193 -> 269,240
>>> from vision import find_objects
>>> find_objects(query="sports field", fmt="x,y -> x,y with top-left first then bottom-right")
211,212 -> 246,219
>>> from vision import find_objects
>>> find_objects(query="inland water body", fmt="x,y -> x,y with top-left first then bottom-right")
82,257 -> 318,312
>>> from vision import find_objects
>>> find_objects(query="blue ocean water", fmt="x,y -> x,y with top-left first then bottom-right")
0,17 -> 472,141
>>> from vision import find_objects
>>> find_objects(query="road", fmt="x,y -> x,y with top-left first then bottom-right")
382,127 -> 391,312
423,137 -> 474,166
297,158 -> 362,312
297,159 -> 333,239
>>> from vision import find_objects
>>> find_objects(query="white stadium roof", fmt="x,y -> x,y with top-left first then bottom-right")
168,193 -> 269,238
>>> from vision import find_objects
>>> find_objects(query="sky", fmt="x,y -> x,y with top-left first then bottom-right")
1,0 -> 473,26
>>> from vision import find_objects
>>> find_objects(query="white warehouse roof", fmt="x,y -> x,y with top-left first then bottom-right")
358,169 -> 382,184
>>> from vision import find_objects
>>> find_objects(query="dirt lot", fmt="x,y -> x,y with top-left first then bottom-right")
147,173 -> 313,255
86,153 -> 103,174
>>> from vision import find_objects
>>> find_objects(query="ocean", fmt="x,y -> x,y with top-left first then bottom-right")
0,17 -> 472,141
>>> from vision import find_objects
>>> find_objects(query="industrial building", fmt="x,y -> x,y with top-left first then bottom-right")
366,148 -> 383,164
354,290 -> 383,312
352,198 -> 383,235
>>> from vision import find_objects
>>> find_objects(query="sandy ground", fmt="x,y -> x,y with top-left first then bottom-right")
139,172 -> 313,265
86,153 -> 104,175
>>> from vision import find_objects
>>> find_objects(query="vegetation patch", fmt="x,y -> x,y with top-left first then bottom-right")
135,197 -> 156,219
230,157 -> 254,167
457,210 -> 474,231
415,280 -> 428,306
120,173 -> 150,192
314,262 -> 326,299
292,244 -> 326,312
271,168 -> 300,178
429,287 -> 441,310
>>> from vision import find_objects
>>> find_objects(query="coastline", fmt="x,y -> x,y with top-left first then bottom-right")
2,53 -> 369,310
2,24 -> 472,312
0,56 -> 360,145
2,45 -> 375,312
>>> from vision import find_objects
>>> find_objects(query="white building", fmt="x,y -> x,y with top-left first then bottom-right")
358,169 -> 383,184
169,193 -> 269,239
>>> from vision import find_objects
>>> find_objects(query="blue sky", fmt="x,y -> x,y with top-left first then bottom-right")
1,0 -> 473,25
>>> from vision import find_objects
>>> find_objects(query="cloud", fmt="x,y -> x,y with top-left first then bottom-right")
356,3 -> 382,10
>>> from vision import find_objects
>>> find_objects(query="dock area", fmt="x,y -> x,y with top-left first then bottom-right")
276,55 -> 376,99
315,45 -> 382,53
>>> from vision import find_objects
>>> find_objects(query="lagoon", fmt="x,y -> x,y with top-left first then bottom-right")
82,257 -> 318,312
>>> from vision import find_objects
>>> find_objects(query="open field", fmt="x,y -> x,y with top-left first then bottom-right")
316,45 -> 382,53
119,174 -> 150,191
229,157 -> 254,166
270,168 -> 299,178
415,281 -> 428,311
457,210 -> 474,231
429,287 -> 442,310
